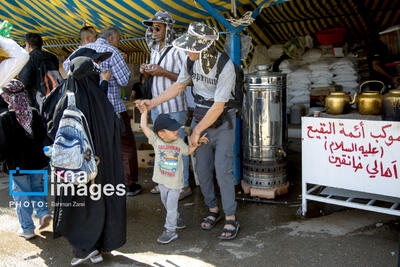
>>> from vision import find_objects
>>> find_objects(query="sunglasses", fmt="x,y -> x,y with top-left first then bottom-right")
149,25 -> 162,33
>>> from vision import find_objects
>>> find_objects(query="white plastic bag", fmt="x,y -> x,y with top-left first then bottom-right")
0,36 -> 29,88
267,44 -> 284,60
302,48 -> 322,63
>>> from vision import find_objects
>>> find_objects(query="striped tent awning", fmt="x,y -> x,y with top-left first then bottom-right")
0,0 -> 281,63
0,0 -> 399,65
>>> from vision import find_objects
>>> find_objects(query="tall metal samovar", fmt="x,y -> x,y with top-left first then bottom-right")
242,66 -> 288,189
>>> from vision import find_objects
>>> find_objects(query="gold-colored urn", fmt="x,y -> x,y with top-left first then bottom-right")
382,89 -> 400,121
325,92 -> 357,115
356,80 -> 384,115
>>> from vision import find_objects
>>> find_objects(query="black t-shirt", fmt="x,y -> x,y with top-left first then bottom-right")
131,81 -> 143,99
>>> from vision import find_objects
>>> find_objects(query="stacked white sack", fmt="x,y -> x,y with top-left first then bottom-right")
330,58 -> 359,92
308,60 -> 333,88
286,67 -> 311,108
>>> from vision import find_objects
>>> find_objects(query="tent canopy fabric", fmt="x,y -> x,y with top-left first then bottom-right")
0,0 -> 399,65
1,0 -> 282,63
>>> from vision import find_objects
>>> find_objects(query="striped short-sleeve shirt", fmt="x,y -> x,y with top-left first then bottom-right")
150,44 -> 187,114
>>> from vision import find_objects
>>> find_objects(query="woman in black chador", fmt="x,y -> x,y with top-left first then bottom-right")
46,48 -> 126,265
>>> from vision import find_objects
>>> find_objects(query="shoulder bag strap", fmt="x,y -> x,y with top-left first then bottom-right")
192,53 -> 230,107
142,46 -> 172,99
66,91 -> 76,110
81,113 -> 96,156
215,52 -> 229,80
69,83 -> 97,157
157,46 -> 172,66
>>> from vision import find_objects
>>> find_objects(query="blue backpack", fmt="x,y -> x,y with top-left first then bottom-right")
51,91 -> 99,184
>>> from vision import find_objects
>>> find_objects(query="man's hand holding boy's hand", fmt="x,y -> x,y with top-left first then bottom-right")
135,100 -> 147,114
198,133 -> 209,145
135,99 -> 155,112
188,133 -> 209,154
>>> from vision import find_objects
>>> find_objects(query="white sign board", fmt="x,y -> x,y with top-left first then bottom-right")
302,117 -> 400,198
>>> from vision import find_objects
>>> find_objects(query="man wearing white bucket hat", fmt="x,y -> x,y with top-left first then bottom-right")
138,22 -> 239,240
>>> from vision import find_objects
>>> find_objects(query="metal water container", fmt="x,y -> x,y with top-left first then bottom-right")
242,66 -> 287,188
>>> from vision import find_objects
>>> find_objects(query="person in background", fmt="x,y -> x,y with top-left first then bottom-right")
130,74 -> 145,100
63,26 -> 142,197
62,26 -> 98,72
18,33 -> 59,109
79,26 -> 98,46
138,105 -> 207,244
367,35 -> 400,89
142,11 -> 192,200
0,79 -> 51,240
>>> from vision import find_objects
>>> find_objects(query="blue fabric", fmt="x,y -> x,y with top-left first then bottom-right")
12,173 -> 50,233
150,107 -> 158,124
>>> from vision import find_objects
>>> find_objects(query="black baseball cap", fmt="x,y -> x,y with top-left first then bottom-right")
70,48 -> 112,62
154,114 -> 182,132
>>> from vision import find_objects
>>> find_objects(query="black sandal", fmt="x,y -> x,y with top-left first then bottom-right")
201,211 -> 221,230
218,220 -> 240,240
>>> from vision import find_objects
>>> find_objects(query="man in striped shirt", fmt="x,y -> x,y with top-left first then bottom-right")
63,26 -> 142,196
141,11 -> 191,199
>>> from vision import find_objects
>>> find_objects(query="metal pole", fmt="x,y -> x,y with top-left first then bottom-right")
193,0 -> 234,32
230,31 -> 241,65
230,31 -> 242,184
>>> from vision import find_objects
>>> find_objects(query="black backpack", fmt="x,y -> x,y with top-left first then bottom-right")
187,52 -> 244,112
38,61 -> 63,97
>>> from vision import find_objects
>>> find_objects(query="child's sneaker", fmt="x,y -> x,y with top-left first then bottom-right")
176,217 -> 186,229
157,229 -> 178,244
17,229 -> 36,239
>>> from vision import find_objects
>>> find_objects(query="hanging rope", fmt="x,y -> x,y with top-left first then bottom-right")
193,0 -> 255,28
231,0 -> 237,18
193,0 -> 205,11
227,11 -> 255,27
